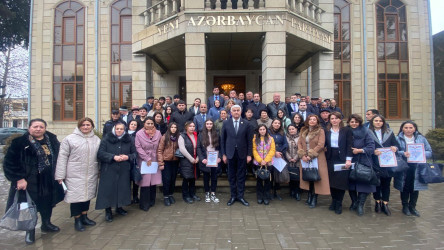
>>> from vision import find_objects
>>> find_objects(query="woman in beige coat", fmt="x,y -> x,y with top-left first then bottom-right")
55,118 -> 101,232
297,114 -> 330,209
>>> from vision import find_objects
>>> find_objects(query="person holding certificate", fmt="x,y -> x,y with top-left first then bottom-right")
397,121 -> 433,217
368,114 -> 399,216
325,112 -> 353,215
178,121 -> 200,204
197,119 -> 221,203
347,114 -> 375,216
135,117 -> 162,211
269,118 -> 289,201
297,114 -> 330,209
253,124 -> 276,205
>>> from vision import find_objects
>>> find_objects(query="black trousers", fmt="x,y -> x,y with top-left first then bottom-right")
140,186 -> 157,209
70,201 -> 91,217
182,178 -> 196,198
203,167 -> 218,193
272,168 -> 281,193
227,149 -> 247,199
132,181 -> 139,198
373,177 -> 392,202
162,160 -> 179,197
289,180 -> 301,193
401,165 -> 419,207
330,188 -> 345,202
256,178 -> 271,200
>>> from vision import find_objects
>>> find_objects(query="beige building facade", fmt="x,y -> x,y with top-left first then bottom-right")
29,0 -> 434,138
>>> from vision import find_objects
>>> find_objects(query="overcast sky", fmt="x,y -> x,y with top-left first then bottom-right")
431,0 -> 444,35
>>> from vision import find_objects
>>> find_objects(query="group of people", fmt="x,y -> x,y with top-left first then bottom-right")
2,89 -> 434,245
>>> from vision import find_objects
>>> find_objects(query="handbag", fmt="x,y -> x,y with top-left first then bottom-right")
130,161 -> 142,182
255,166 -> 271,181
287,162 -> 300,181
273,164 -> 290,183
0,190 -> 38,231
418,162 -> 444,184
174,148 -> 184,158
301,160 -> 321,182
349,155 -> 380,186
386,155 -> 409,174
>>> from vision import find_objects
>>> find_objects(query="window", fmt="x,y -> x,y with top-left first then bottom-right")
376,0 -> 409,119
111,0 -> 132,111
53,1 -> 85,121
333,0 -> 351,118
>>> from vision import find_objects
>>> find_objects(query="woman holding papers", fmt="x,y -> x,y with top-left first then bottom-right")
368,115 -> 399,216
297,114 -> 329,208
397,121 -> 433,217
347,114 -> 375,216
197,119 -> 221,203
269,118 -> 288,200
178,121 -> 200,203
96,123 -> 136,222
325,112 -> 353,215
135,117 -> 162,211
285,124 -> 301,201
55,117 -> 101,231
253,124 -> 276,205
157,122 -> 180,206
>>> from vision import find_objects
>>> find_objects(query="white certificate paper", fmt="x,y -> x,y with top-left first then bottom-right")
141,161 -> 159,174
207,151 -> 219,167
407,143 -> 426,163
272,157 -> 287,172
301,158 -> 319,169
377,148 -> 397,167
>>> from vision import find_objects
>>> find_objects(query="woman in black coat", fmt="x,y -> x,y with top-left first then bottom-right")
347,114 -> 376,216
268,118 -> 288,200
368,115 -> 399,216
127,120 -> 140,204
325,112 -> 353,215
96,123 -> 137,222
3,119 -> 64,245
153,111 -> 168,135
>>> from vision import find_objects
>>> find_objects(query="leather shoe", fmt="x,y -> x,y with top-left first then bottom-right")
74,217 -> 85,232
381,203 -> 391,216
227,198 -> 236,206
409,206 -> 420,217
375,201 -> 382,213
192,195 -> 201,201
41,221 -> 60,232
169,196 -> 176,204
116,207 -> 128,216
164,197 -> 171,206
238,198 -> 249,206
183,197 -> 194,204
80,214 -> 96,226
274,193 -> 283,201
402,205 -> 411,216
139,206 -> 150,211
105,208 -> 113,222
263,199 -> 270,205
295,193 -> 301,201
25,229 -> 35,245
257,199 -> 263,204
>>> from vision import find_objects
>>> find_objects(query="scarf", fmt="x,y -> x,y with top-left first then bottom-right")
287,133 -> 299,162
170,135 -> 177,142
128,130 -> 136,135
112,126 -> 126,139
28,133 -> 54,197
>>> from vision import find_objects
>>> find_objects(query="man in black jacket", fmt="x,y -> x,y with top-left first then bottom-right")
247,93 -> 267,120
103,110 -> 127,136
170,100 -> 194,132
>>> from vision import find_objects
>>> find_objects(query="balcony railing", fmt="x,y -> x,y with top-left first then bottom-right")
141,0 -> 325,27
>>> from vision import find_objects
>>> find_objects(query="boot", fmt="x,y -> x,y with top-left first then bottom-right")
116,207 -> 128,216
273,191 -> 283,201
357,193 -> 368,216
74,217 -> 85,232
105,208 -> 113,222
309,194 -> 318,208
41,219 -> 60,232
132,195 -> 139,204
402,205 -> 411,216
25,229 -> 35,245
400,191 -> 411,216
80,214 -> 96,226
335,200 -> 342,214
295,192 -> 301,201
381,202 -> 391,216
329,199 -> 336,211
409,191 -> 420,217
349,191 -> 358,211
305,192 -> 313,205
374,200 -> 382,213
290,189 -> 295,198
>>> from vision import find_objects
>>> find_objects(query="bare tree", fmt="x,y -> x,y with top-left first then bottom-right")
0,45 -> 29,127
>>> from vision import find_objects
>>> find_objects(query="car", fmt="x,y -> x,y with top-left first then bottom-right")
0,127 -> 27,144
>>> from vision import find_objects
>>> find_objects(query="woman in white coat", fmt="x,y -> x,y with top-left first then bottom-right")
55,117 -> 101,232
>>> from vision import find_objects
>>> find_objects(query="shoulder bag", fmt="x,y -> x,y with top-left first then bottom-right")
0,190 -> 38,231
418,157 -> 444,184
349,154 -> 380,186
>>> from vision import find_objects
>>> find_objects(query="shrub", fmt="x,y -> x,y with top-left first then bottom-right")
94,129 -> 103,140
2,134 -> 23,156
425,128 -> 444,160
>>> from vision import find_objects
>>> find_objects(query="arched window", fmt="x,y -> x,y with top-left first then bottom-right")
333,0 -> 351,118
53,0 -> 84,121
376,0 -> 409,119
111,0 -> 132,111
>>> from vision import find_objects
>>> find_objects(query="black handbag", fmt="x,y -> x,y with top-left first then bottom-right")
349,155 -> 380,186
288,162 -> 300,181
273,165 -> 290,183
174,148 -> 184,158
130,159 -> 142,182
301,160 -> 321,182
0,190 -> 38,231
387,155 -> 409,174
418,162 -> 444,184
256,166 -> 271,181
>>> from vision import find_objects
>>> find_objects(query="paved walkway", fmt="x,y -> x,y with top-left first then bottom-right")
1,168 -> 444,249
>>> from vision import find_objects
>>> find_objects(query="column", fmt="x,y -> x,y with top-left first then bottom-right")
185,33 -> 206,107
261,31 -> 286,104
311,52 -> 334,99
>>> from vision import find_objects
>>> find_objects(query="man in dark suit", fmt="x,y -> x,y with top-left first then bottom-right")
241,91 -> 253,118
328,99 -> 343,114
221,105 -> 253,206
208,87 -> 225,108
142,96 -> 154,112
307,97 -> 320,116
193,103 -> 211,133
297,101 -> 312,121
286,94 -> 299,118
247,93 -> 267,120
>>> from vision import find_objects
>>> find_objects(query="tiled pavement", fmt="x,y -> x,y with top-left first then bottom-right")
1,169 -> 444,249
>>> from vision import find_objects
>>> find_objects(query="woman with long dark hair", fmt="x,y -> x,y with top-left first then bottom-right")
165,106 -> 173,124
368,114 -> 399,216
276,108 -> 291,133
253,124 -> 276,205
197,119 -> 221,203
291,113 -> 305,133
325,112 -> 353,215
268,118 -> 288,200
397,121 -> 433,217
157,122 -> 180,206
347,114 -> 375,216
153,111 -> 167,135
178,121 -> 200,203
